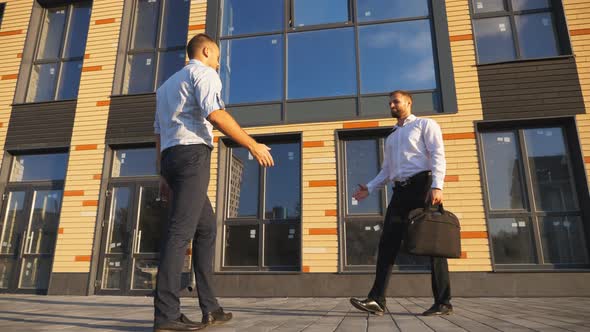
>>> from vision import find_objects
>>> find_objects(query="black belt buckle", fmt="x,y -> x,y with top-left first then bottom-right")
395,179 -> 411,188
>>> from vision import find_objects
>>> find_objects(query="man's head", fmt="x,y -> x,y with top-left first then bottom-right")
186,33 -> 220,70
389,90 -> 413,119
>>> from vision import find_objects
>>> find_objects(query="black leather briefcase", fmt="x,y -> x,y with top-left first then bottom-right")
403,204 -> 461,258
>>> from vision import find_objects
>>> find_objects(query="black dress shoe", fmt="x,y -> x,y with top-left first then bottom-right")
202,307 -> 232,326
349,298 -> 385,316
154,314 -> 206,332
422,303 -> 453,316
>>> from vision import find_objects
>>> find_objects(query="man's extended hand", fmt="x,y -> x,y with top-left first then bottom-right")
159,176 -> 170,203
353,184 -> 370,201
426,188 -> 443,206
249,143 -> 274,167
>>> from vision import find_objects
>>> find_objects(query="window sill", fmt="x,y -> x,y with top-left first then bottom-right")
110,92 -> 156,98
476,54 -> 574,67
11,98 -> 77,107
215,270 -> 302,275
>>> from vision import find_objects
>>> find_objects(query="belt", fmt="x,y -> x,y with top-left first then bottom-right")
393,170 -> 431,188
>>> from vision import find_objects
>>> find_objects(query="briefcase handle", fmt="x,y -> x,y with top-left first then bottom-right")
424,202 -> 445,214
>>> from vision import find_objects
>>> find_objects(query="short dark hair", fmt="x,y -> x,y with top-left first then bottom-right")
389,90 -> 413,104
186,33 -> 216,59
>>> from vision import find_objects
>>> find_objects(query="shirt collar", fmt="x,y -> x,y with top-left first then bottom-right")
396,114 -> 417,128
188,59 -> 204,66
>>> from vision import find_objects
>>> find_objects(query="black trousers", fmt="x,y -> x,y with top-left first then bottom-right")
154,144 -> 219,323
368,172 -> 451,306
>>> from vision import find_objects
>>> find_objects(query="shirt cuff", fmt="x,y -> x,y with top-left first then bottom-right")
431,178 -> 444,190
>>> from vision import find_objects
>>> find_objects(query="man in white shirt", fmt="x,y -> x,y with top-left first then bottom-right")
349,90 -> 452,316
153,34 -> 274,331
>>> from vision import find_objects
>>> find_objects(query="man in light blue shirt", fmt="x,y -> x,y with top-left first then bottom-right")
153,34 -> 274,332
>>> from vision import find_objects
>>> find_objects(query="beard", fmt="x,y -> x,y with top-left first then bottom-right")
391,110 -> 401,118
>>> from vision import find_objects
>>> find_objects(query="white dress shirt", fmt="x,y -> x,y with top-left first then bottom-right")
154,59 -> 225,151
367,114 -> 446,194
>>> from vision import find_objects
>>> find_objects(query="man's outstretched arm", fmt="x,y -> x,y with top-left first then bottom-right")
207,109 -> 274,167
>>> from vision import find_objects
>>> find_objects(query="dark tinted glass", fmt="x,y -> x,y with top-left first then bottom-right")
10,153 -> 68,182
481,132 -> 526,210
136,186 -> 165,253
228,148 -> 259,218
515,13 -> 559,59
27,63 -> 59,102
288,28 -> 356,99
106,187 -> 131,254
345,139 -> 382,215
473,17 -> 516,63
345,220 -> 381,266
265,143 -> 301,220
157,50 -> 186,88
358,0 -> 429,22
0,192 -> 27,255
27,190 -> 62,254
264,224 -> 300,266
359,20 -> 437,93
293,0 -> 348,27
512,0 -> 550,10
221,0 -> 283,36
112,148 -> 157,177
220,35 -> 283,104
63,3 -> 92,58
57,60 -> 83,100
123,53 -> 155,94
523,128 -> 578,211
471,0 -> 505,13
160,0 -> 190,48
489,217 -> 537,264
539,216 -> 589,264
224,225 -> 259,266
131,0 -> 160,50
37,7 -> 67,60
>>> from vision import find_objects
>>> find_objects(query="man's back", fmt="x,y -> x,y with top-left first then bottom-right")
155,59 -> 224,151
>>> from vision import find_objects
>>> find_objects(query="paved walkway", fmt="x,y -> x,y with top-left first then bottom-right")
0,295 -> 589,331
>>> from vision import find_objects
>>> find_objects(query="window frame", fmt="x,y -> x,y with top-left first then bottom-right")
476,117 -> 590,271
209,0 -> 457,126
219,134 -> 303,272
336,128 -> 431,272
469,0 -> 572,65
24,1 -> 92,103
115,0 -> 190,96
0,3 -> 6,31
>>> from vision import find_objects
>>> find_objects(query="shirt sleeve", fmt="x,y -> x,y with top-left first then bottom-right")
193,68 -> 226,118
367,140 -> 391,194
154,91 -> 161,134
423,119 -> 446,190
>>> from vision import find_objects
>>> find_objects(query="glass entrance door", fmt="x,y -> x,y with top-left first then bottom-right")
0,189 -> 63,293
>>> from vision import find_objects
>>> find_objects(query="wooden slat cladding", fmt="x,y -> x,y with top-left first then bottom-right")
478,58 -> 585,120
5,101 -> 76,149
106,94 -> 156,142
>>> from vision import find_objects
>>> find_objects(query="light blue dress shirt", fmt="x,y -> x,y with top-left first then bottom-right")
154,59 -> 225,151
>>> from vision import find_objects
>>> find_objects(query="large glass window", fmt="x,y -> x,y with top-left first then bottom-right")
223,139 -> 301,271
471,0 -> 567,64
122,0 -> 190,94
220,35 -> 283,104
480,126 -> 589,269
340,133 -> 429,271
219,0 -> 452,125
288,28 -> 356,99
26,2 -> 92,102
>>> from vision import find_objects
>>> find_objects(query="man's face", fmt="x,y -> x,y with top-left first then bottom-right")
389,94 -> 411,119
204,43 -> 220,71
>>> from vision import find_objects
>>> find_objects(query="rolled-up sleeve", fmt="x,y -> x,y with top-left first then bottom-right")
193,69 -> 225,118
